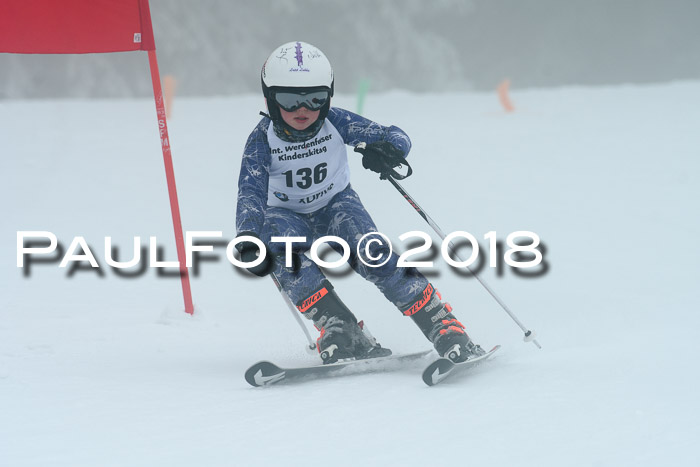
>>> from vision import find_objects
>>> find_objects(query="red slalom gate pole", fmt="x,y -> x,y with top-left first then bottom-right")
147,49 -> 194,315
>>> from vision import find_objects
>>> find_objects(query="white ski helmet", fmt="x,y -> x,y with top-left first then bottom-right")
261,41 -> 334,141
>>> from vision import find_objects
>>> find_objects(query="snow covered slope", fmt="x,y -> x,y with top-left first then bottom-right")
1,83 -> 699,466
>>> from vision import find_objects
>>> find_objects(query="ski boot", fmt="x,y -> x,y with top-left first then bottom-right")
402,283 -> 484,363
297,281 -> 392,364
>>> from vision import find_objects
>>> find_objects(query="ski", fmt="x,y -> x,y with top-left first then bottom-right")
245,349 -> 433,387
421,345 -> 501,386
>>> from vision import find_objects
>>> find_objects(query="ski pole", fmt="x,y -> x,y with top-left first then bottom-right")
388,175 -> 540,348
270,272 -> 318,352
355,142 -> 541,349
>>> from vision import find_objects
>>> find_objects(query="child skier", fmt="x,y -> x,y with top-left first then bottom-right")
235,41 -> 484,364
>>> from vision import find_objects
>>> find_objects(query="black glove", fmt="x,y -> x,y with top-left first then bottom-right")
354,141 -> 406,177
235,232 -> 274,277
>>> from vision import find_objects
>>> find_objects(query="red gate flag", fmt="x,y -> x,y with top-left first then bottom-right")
1,0 -> 195,315
0,0 -> 155,53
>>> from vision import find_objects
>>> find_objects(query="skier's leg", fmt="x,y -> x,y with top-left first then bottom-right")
260,207 -> 324,303
401,283 -> 484,361
296,279 -> 392,363
316,186 -> 483,361
261,207 -> 389,363
313,186 -> 429,309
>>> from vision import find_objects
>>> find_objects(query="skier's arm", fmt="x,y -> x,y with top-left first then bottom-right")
236,121 -> 271,236
327,107 -> 412,157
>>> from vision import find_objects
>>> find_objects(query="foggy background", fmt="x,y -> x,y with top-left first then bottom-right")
1,0 -> 699,98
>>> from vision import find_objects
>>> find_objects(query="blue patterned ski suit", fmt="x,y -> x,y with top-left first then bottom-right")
236,107 -> 429,309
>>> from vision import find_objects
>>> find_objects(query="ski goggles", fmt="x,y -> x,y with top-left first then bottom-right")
272,90 -> 330,112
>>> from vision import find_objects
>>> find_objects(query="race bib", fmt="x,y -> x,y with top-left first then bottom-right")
266,121 -> 350,213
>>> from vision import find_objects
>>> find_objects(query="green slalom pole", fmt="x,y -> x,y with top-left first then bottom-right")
356,78 -> 370,115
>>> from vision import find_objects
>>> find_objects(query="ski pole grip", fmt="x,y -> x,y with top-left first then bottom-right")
354,142 -> 413,180
384,159 -> 412,180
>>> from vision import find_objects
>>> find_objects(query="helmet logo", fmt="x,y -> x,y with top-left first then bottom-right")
295,42 -> 304,67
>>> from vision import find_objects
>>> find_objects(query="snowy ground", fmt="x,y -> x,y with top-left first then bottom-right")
1,82 -> 699,466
